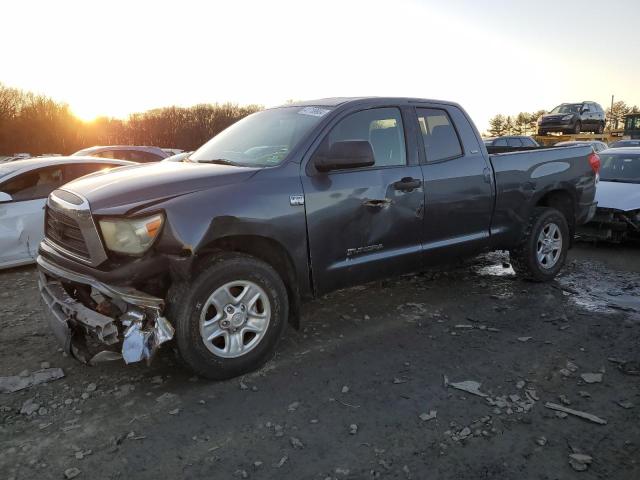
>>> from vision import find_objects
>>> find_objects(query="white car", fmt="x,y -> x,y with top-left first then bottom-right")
0,156 -> 134,269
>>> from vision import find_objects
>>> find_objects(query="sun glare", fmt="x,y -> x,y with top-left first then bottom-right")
71,105 -> 102,123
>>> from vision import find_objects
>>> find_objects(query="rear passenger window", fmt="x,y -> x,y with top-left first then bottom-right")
494,138 -> 508,147
327,108 -> 406,167
416,108 -> 462,162
507,138 -> 523,147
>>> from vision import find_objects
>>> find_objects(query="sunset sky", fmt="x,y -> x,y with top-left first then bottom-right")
2,0 -> 639,130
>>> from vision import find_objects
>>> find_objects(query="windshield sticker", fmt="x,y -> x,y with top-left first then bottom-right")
298,106 -> 330,117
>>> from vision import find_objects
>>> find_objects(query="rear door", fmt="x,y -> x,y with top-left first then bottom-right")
302,105 -> 425,294
413,105 -> 494,261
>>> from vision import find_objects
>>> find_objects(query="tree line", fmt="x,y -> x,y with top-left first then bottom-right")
0,83 -> 262,156
487,100 -> 640,137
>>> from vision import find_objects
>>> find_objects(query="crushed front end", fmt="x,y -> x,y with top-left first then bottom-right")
578,207 -> 640,243
37,189 -> 175,365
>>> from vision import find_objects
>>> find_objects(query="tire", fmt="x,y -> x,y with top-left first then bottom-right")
537,129 -> 546,136
509,207 -> 569,282
596,122 -> 604,134
573,121 -> 581,134
172,252 -> 288,380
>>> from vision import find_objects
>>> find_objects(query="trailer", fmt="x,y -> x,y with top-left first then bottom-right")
533,132 -> 623,147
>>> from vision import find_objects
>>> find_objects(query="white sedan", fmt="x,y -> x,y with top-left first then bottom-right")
0,156 -> 134,269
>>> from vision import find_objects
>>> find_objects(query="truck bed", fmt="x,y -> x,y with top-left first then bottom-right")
487,145 -> 597,247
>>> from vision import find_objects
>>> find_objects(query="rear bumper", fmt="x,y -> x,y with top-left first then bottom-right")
576,201 -> 598,225
37,254 -> 173,365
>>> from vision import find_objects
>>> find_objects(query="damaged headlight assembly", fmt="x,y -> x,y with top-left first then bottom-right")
99,213 -> 164,255
94,213 -> 171,364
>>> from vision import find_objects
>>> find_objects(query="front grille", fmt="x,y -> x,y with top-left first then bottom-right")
45,206 -> 91,260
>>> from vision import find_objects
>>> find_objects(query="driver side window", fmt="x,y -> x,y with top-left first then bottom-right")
326,108 -> 407,167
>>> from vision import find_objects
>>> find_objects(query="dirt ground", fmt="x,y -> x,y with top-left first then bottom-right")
1,244 -> 639,480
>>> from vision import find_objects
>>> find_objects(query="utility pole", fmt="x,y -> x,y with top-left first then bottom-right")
609,94 -> 614,131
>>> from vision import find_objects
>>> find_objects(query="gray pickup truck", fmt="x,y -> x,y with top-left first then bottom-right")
37,97 -> 599,379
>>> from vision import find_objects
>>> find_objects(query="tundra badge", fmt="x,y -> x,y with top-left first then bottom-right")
289,194 -> 305,206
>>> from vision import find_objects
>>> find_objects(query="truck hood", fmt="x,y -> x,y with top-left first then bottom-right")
595,181 -> 640,211
62,161 -> 260,213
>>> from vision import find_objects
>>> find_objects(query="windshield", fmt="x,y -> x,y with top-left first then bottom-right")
599,153 -> 640,182
610,140 -> 640,148
190,106 -> 332,167
550,104 -> 581,114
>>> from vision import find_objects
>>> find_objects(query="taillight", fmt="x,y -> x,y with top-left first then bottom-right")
589,152 -> 600,181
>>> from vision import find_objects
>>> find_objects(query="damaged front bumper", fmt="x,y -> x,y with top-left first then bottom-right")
37,254 -> 174,365
577,208 -> 640,242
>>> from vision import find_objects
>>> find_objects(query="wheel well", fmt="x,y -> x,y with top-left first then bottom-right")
536,190 -> 575,240
196,235 -> 301,328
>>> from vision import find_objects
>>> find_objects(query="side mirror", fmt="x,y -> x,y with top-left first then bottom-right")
0,192 -> 12,203
314,140 -> 375,172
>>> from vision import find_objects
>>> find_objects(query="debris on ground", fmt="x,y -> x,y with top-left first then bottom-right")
517,336 -> 532,342
20,398 -> 40,415
580,373 -> 603,384
290,436 -> 304,449
349,423 -> 358,435
446,379 -> 488,398
64,467 -> 81,479
419,410 -> 437,422
287,401 -> 300,412
544,402 -> 607,425
274,456 -> 288,468
156,392 -> 179,404
559,394 -> 571,405
535,436 -> 547,446
569,453 -> 593,471
0,368 -> 65,393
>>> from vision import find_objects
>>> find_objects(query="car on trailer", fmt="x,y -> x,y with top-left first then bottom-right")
538,101 -> 606,135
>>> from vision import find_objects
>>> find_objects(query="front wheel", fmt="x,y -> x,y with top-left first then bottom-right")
509,207 -> 569,282
573,121 -> 582,134
596,122 -> 604,134
173,252 -> 288,380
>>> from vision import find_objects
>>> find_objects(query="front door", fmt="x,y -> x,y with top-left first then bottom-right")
302,106 -> 425,295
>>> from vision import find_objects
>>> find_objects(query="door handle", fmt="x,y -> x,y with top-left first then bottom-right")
393,177 -> 422,192
363,198 -> 392,208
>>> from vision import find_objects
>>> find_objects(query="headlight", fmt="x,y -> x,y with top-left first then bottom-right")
99,214 -> 164,255
562,115 -> 573,121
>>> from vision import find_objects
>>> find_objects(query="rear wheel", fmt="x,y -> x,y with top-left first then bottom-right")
173,252 -> 288,379
510,207 -> 569,282
537,129 -> 546,136
596,122 -> 604,134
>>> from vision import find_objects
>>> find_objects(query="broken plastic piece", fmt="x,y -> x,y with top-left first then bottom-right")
447,380 -> 488,398
122,321 -> 152,364
544,402 -> 607,425
121,314 -> 175,364
89,350 -> 123,365
0,368 -> 65,393
154,316 -> 174,345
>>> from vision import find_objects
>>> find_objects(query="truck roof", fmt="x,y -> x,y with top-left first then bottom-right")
283,97 -> 461,108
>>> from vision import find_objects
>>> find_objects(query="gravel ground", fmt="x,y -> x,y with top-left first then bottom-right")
1,245 -> 639,480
